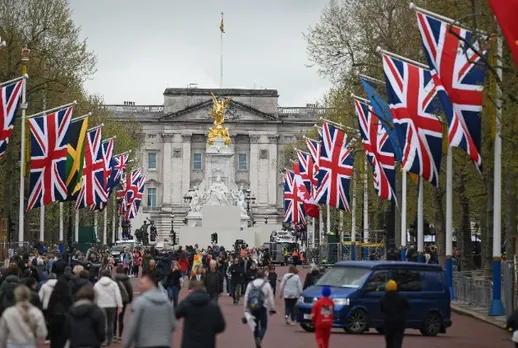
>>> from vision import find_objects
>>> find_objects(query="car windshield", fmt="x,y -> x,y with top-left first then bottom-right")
315,267 -> 371,288
111,246 -> 123,252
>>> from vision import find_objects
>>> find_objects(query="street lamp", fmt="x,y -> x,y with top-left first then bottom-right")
264,215 -> 269,224
170,213 -> 176,246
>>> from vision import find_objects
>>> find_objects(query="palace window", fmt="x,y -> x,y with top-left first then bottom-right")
147,188 -> 157,207
193,153 -> 202,170
238,153 -> 248,171
147,152 -> 157,170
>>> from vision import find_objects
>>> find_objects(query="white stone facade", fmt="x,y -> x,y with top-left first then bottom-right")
106,88 -> 327,241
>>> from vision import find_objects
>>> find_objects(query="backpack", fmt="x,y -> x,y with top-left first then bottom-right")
1,279 -> 21,311
247,280 -> 267,311
117,280 -> 130,303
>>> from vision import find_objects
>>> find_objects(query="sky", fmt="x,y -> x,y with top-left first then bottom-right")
69,0 -> 331,107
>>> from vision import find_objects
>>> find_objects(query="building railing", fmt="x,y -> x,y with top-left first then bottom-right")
102,105 -> 164,113
278,107 -> 330,115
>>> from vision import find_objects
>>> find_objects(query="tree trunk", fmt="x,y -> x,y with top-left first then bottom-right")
504,170 -> 517,259
432,187 -> 446,267
458,174 -> 473,270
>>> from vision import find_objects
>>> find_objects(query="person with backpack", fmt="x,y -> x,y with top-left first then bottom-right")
243,269 -> 276,348
279,265 -> 303,325
113,265 -> 133,343
0,264 -> 22,315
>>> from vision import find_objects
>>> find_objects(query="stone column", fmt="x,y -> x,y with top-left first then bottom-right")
181,134 -> 192,199
161,133 -> 174,205
249,134 -> 260,196
267,134 -> 279,206
171,134 -> 182,204
256,136 -> 269,205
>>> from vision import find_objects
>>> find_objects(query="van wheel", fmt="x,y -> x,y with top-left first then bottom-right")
420,312 -> 442,336
345,309 -> 368,334
300,323 -> 315,332
375,328 -> 384,334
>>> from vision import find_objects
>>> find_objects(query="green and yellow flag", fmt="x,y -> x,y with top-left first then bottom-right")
64,117 -> 89,200
220,12 -> 225,33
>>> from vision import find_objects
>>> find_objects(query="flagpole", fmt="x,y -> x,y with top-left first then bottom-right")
400,170 -> 407,261
59,203 -> 64,241
417,178 -> 425,262
74,210 -> 79,242
376,46 -> 429,69
362,156 -> 369,260
103,209 -> 107,244
39,90 -> 47,242
445,147 -> 454,296
94,211 -> 98,241
489,32 -> 505,317
112,203 -> 116,244
26,101 -> 77,119
220,11 -> 224,88
318,206 -> 323,246
18,49 -> 29,245
311,217 -> 315,249
351,171 -> 357,260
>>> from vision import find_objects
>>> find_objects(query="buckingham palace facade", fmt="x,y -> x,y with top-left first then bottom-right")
105,87 -> 327,240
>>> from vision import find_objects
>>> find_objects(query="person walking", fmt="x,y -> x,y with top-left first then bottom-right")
47,278 -> 72,348
175,279 -> 226,348
94,269 -> 123,346
204,259 -> 223,302
244,269 -> 276,348
113,265 -> 133,343
163,261 -> 182,307
65,285 -> 106,348
228,257 -> 244,304
0,285 -> 47,348
279,265 -> 303,325
123,272 -> 176,348
380,280 -> 409,348
311,286 -> 334,348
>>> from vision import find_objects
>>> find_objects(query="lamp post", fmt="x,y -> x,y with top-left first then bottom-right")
170,213 -> 176,246
264,215 -> 268,224
245,189 -> 256,226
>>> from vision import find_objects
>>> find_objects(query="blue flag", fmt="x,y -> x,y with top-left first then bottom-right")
360,79 -> 403,162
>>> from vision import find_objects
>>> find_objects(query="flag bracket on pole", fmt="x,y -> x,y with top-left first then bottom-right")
357,73 -> 385,86
71,112 -> 92,123
376,47 -> 429,69
27,101 -> 77,119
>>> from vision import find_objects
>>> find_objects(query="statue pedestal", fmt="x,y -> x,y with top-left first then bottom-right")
203,137 -> 237,194
185,211 -> 202,227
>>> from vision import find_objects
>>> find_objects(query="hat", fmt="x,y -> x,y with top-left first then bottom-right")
321,286 -> 331,297
386,280 -> 398,292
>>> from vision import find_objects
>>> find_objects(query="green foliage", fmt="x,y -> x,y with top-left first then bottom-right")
0,0 -> 143,243
282,0 -> 518,267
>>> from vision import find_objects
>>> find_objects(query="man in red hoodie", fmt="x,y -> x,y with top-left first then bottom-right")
311,286 -> 334,348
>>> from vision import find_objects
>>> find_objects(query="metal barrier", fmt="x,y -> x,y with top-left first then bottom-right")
452,268 -> 514,314
305,241 -> 387,265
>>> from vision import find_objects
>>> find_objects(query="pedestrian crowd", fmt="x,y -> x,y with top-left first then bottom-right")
0,242 -> 426,348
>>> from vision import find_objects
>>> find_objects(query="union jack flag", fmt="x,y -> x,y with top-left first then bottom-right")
126,172 -> 146,220
27,106 -> 73,210
314,122 -> 354,212
305,137 -> 321,173
283,170 -> 305,224
75,128 -> 107,210
110,153 -> 129,189
296,150 -> 317,194
91,138 -> 115,211
354,100 -> 397,203
416,11 -> 486,172
122,168 -> 142,216
116,175 -> 127,216
0,78 -> 23,158
382,54 -> 443,187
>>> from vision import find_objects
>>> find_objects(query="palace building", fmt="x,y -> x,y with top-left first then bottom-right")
105,87 -> 327,241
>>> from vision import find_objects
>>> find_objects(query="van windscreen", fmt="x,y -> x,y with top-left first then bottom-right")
315,267 -> 371,288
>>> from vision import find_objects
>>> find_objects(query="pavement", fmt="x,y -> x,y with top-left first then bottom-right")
38,266 -> 512,348
451,301 -> 508,330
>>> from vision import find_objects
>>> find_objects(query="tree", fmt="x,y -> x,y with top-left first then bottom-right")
0,0 -> 143,243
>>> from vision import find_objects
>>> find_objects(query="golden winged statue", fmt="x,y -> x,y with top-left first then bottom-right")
207,93 -> 232,146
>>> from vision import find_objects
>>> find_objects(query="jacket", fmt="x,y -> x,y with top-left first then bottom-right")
38,278 -> 57,310
380,291 -> 410,325
0,302 -> 47,348
94,276 -> 123,309
229,263 -> 244,284
114,273 -> 133,304
311,297 -> 334,329
175,290 -> 225,348
123,288 -> 176,348
204,270 -> 223,295
69,276 -> 92,301
243,278 -> 276,312
65,299 -> 105,348
279,273 -> 303,299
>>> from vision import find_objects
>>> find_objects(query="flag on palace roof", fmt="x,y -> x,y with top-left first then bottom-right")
27,106 -> 73,210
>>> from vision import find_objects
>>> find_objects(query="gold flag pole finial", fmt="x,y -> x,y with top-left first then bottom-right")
207,93 -> 232,146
